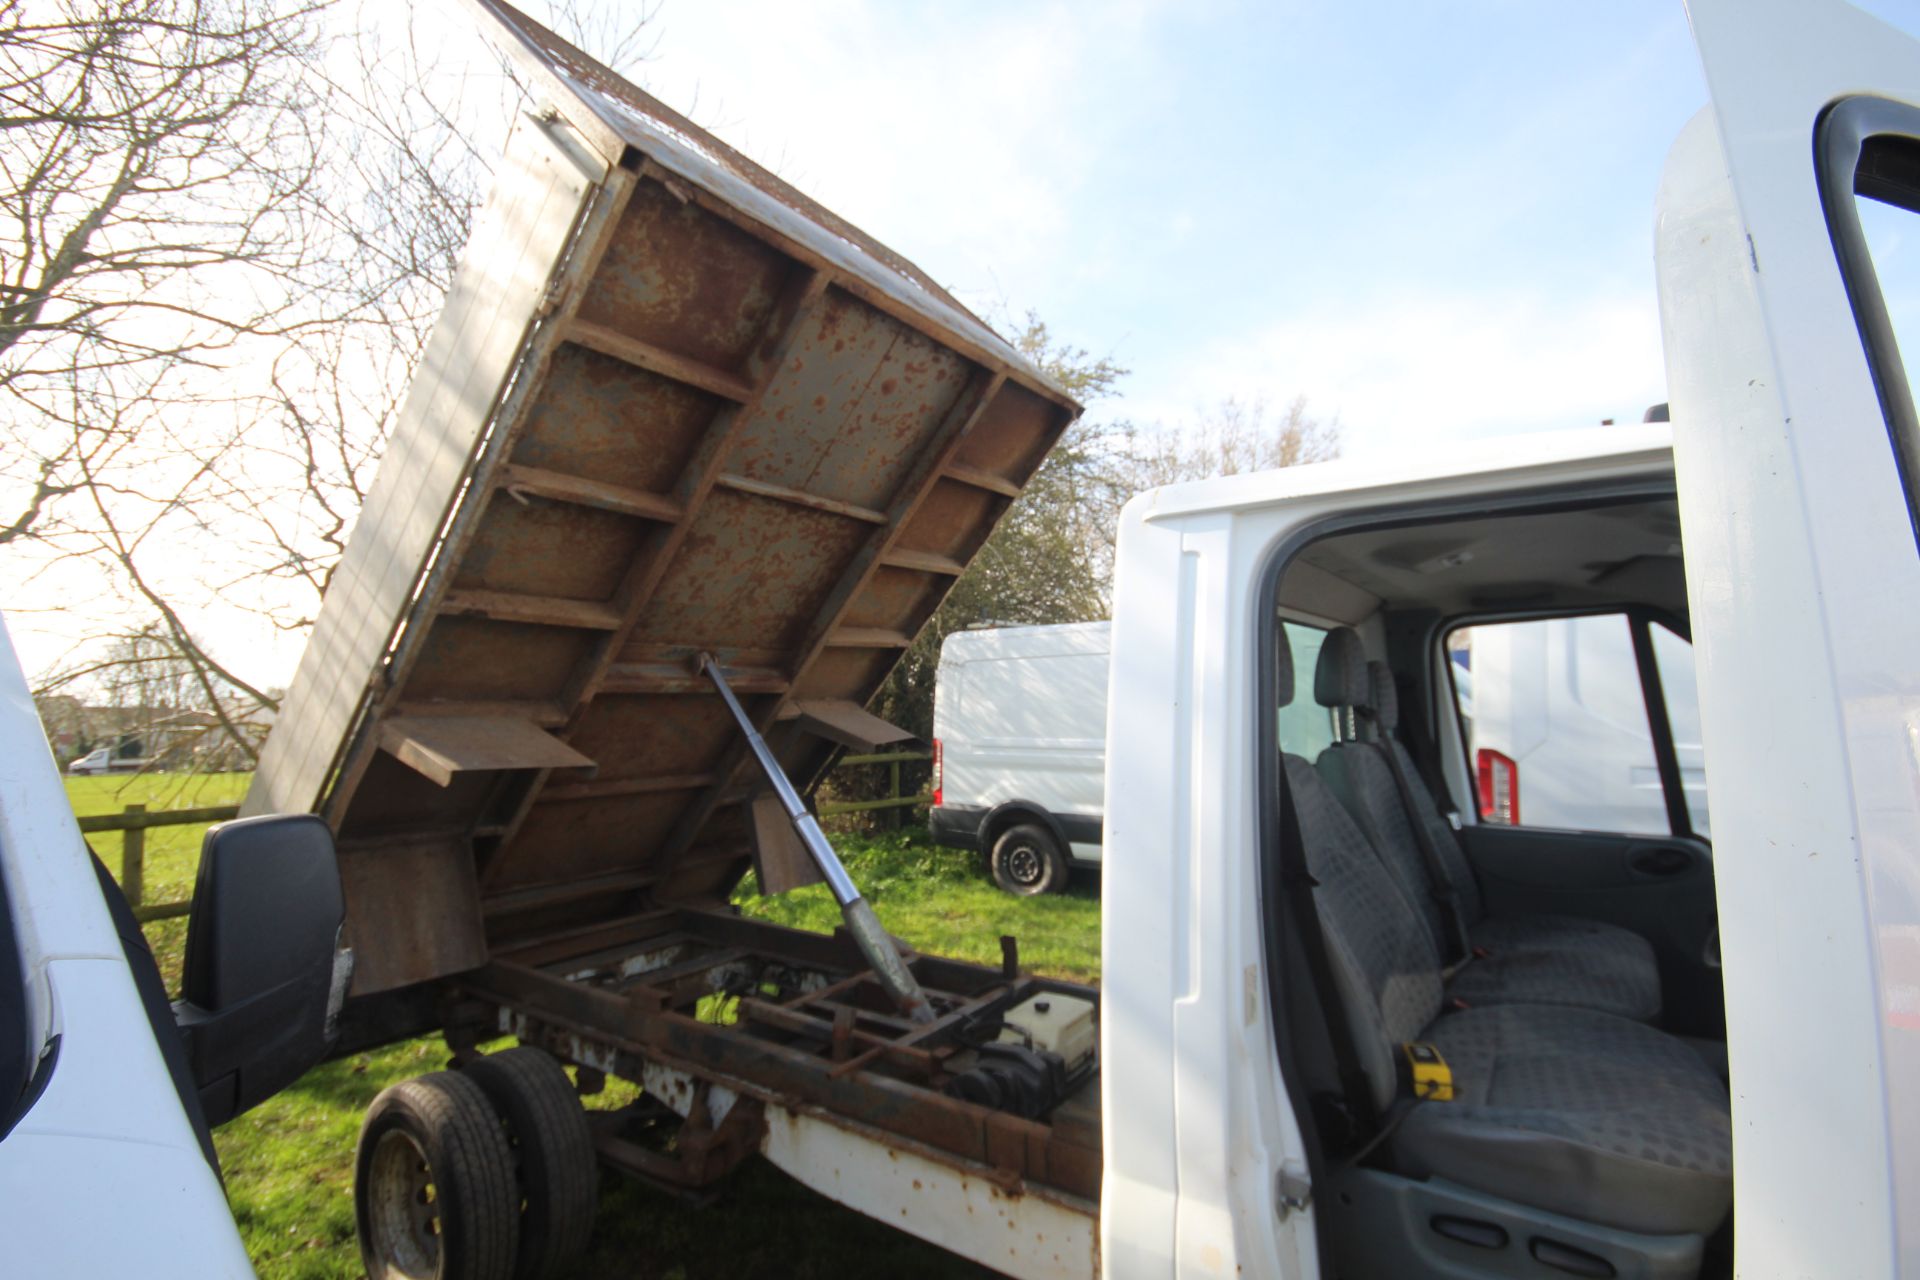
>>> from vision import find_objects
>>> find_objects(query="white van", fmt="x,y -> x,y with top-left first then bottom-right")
930,620 -> 1341,893
65,745 -> 151,776
929,622 -> 1111,894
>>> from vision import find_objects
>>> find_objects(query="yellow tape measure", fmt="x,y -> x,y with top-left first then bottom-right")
1402,1041 -> 1455,1101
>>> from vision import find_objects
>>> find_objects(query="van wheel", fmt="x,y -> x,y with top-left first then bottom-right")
991,824 -> 1067,896
356,1071 -> 519,1280
460,1048 -> 598,1280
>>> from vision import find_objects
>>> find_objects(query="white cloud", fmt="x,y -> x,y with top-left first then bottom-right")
636,0 -> 1171,308
1120,285 -> 1669,454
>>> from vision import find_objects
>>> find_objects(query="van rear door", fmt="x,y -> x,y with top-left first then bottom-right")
1658,1 -> 1920,1271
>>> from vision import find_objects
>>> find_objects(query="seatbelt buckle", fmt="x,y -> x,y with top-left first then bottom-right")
1401,1041 -> 1455,1101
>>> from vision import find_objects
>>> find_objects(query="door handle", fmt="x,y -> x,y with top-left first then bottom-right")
1629,845 -> 1693,877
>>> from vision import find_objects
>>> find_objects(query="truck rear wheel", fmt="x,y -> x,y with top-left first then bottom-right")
991,823 -> 1068,896
356,1071 -> 519,1280
460,1047 -> 598,1280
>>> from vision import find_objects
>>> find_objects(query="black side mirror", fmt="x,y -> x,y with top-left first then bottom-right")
173,814 -> 350,1127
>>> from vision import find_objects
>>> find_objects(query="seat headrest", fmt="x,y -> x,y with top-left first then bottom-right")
1368,660 -> 1399,732
1276,623 -> 1296,707
1314,627 -> 1371,709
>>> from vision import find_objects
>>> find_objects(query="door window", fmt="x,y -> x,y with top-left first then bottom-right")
1447,614 -> 1674,836
1649,622 -> 1712,837
0,875 -> 33,1142
1856,190 -> 1919,408
1278,621 -> 1337,759
1820,103 -> 1920,543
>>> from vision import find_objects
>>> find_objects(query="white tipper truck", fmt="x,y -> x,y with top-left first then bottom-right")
4,1 -> 1919,1277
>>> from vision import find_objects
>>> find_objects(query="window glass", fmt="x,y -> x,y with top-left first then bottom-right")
1840,127 -> 1920,544
1447,615 -> 1668,835
1278,621 -> 1337,759
0,877 -> 31,1139
1858,190 -> 1920,434
1650,622 -> 1711,838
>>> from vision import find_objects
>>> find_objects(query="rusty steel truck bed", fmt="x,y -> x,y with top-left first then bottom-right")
245,2 -> 1098,1271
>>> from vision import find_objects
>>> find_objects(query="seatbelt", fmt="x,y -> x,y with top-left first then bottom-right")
1334,1097 -> 1420,1172
1276,758 -> 1378,1148
1370,725 -> 1475,965
1328,1041 -> 1460,1173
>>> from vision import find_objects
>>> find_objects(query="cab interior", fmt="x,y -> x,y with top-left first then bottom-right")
1262,488 -> 1731,1279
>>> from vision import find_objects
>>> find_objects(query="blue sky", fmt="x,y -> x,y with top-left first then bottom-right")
635,0 -> 1717,450
18,1 -> 1916,687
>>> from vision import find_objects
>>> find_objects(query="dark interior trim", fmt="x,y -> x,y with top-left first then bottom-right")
1816,94 -> 1920,550
1631,614 -> 1694,840
0,859 -> 35,1144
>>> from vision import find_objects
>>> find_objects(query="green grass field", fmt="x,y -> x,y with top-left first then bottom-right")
68,776 -> 1101,1279
66,771 -> 249,994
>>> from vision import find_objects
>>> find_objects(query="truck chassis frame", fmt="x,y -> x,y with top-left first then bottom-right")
448,908 -> 1101,1275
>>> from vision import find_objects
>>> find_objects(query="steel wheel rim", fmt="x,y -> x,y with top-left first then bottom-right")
367,1128 -> 441,1278
1006,843 -> 1043,885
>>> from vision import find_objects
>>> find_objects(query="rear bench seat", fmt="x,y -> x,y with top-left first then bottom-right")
1310,629 -> 1663,1022
1276,627 -> 1731,1239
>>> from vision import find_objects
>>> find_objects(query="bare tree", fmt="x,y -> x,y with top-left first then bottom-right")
32,621 -> 271,770
1120,394 -> 1340,489
11,1 -> 658,761
870,344 -> 1339,743
228,0 -> 661,621
0,0 -> 326,547
870,316 -> 1130,741
97,627 -> 198,719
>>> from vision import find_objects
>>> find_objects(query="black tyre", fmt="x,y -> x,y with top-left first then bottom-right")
461,1047 -> 599,1280
990,823 -> 1068,896
356,1071 -> 519,1280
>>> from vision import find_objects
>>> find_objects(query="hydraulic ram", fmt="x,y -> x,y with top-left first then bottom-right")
699,653 -> 935,1024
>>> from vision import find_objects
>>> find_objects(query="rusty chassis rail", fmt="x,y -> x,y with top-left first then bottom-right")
446,906 -> 1101,1202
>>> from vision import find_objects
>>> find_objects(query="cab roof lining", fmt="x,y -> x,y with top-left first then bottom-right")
1279,497 -> 1688,625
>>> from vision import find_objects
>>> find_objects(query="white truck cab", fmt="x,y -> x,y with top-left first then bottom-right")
0,616 -> 253,1276
1100,1 -> 1920,1273
0,615 -> 349,1276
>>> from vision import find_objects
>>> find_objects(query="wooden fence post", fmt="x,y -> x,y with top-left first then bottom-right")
121,803 -> 146,910
888,758 -> 903,831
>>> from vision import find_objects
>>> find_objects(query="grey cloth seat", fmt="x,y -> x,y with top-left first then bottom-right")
1454,914 -> 1661,1020
1275,628 -> 1730,1238
1311,630 -> 1661,1021
1401,1004 -> 1734,1235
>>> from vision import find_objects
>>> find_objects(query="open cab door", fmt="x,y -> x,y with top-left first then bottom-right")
1658,1 -> 1920,1273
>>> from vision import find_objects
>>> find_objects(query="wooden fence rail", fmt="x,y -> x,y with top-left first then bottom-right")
79,751 -> 935,922
816,750 -> 933,818
76,803 -> 240,923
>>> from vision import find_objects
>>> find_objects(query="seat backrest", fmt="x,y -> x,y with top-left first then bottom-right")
1278,627 -> 1443,1113
1312,630 -> 1458,954
1367,659 -> 1483,924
